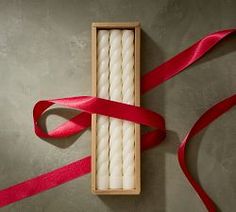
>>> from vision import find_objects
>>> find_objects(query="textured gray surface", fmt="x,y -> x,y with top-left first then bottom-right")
0,0 -> 236,211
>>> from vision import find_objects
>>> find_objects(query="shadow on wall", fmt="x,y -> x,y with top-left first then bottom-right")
37,29 -> 181,211
39,107 -> 84,148
97,29 -> 181,212
37,29 -> 236,212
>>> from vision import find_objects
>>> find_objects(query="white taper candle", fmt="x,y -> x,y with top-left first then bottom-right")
122,30 -> 135,189
96,30 -> 110,190
109,30 -> 123,189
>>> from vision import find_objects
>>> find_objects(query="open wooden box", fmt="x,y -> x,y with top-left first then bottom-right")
91,22 -> 140,195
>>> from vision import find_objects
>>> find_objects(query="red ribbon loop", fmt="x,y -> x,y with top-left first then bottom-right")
0,29 -> 235,211
33,96 -> 165,138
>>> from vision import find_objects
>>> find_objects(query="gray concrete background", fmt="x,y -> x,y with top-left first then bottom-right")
0,0 -> 235,211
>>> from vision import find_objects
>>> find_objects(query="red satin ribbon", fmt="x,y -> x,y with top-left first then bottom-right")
0,29 -> 235,211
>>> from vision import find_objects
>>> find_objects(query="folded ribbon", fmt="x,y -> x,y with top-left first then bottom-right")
0,29 -> 235,211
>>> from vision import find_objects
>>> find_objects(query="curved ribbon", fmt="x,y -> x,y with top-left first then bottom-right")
0,29 -> 235,211
178,94 -> 236,212
33,96 -> 165,139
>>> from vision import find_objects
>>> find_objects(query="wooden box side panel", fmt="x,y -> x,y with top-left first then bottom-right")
134,25 -> 141,194
91,25 -> 97,193
91,22 -> 141,195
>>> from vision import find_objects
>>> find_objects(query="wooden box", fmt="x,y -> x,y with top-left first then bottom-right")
91,22 -> 140,194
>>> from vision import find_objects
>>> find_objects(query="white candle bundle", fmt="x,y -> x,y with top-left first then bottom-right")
122,30 -> 135,189
96,29 -> 135,190
96,30 -> 110,190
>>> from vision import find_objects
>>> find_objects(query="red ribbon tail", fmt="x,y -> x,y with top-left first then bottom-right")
0,156 -> 91,208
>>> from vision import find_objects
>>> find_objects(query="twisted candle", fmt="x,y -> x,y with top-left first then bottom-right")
96,30 -> 110,190
122,30 -> 135,189
109,29 -> 123,189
